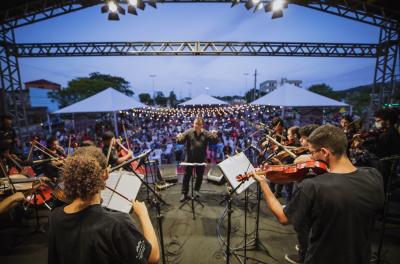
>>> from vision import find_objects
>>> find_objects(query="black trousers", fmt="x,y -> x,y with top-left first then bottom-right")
181,165 -> 205,194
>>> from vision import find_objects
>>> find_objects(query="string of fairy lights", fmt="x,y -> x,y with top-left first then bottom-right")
117,104 -> 281,123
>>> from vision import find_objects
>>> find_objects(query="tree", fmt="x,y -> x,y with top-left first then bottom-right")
168,91 -> 177,107
49,72 -> 134,107
154,92 -> 168,106
308,83 -> 341,100
139,93 -> 153,105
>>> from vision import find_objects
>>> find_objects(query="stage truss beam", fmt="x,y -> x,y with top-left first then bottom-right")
0,26 -> 28,134
5,41 -> 379,58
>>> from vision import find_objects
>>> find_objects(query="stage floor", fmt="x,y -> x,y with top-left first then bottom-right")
1,181 -> 399,264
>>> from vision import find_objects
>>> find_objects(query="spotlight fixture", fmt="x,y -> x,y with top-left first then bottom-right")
231,0 -> 240,8
108,12 -> 120,20
101,0 -> 126,20
245,0 -> 254,10
148,0 -> 157,9
128,5 -> 138,15
254,1 -> 264,12
265,0 -> 288,19
128,0 -> 145,11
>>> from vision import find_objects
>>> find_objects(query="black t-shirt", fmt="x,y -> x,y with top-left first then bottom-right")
48,204 -> 151,264
284,167 -> 384,264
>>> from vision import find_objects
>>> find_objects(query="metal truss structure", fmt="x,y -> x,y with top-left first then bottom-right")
373,26 -> 399,106
6,41 -> 379,58
0,25 -> 28,134
0,0 -> 399,133
0,1 -> 398,31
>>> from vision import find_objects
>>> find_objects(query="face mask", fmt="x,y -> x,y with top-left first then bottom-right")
375,122 -> 383,129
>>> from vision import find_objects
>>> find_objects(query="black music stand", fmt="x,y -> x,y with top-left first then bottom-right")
110,150 -> 168,264
179,162 -> 206,220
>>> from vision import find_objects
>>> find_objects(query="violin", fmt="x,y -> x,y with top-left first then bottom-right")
236,160 -> 328,184
273,146 -> 309,162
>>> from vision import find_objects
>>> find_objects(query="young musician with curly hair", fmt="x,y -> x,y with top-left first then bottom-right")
48,147 -> 160,264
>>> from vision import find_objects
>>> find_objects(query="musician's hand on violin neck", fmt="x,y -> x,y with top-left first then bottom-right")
251,168 -> 267,183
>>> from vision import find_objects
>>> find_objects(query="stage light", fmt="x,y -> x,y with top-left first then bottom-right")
101,5 -> 109,13
108,12 -> 120,20
231,0 -> 240,8
254,1 -> 264,12
128,5 -> 138,15
271,0 -> 285,12
245,0 -> 255,10
148,0 -> 157,9
128,0 -> 145,11
108,1 -> 118,13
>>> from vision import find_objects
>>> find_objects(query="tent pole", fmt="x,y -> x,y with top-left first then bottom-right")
281,107 -> 285,119
47,113 -> 52,134
72,113 -> 75,130
113,111 -> 119,137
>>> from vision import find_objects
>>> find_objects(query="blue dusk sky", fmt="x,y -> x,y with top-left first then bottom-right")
15,3 -> 378,99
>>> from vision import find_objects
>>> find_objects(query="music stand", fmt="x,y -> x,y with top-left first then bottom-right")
179,162 -> 207,220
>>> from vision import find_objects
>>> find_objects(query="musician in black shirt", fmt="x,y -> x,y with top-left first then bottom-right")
176,117 -> 218,202
48,147 -> 160,264
101,131 -> 132,167
251,125 -> 384,264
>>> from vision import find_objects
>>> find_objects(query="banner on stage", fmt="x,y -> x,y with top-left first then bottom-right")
218,152 -> 255,194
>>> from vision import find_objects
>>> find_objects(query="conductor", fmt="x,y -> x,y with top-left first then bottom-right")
176,117 -> 218,202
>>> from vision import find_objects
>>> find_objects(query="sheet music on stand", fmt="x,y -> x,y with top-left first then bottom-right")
218,152 -> 256,194
101,171 -> 143,214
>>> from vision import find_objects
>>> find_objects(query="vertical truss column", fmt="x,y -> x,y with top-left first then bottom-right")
0,24 -> 28,135
373,23 -> 399,107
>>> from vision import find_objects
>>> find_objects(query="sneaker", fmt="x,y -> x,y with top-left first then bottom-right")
180,194 -> 187,202
285,253 -> 303,264
295,244 -> 299,252
194,191 -> 201,198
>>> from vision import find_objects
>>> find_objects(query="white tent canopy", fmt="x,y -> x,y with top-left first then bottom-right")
179,93 -> 228,106
251,83 -> 348,107
53,88 -> 145,136
54,87 -> 145,114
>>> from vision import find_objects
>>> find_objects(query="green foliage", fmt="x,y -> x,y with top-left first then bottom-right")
308,83 -> 341,100
169,91 -> 178,107
48,72 -> 133,107
138,93 -> 153,105
154,92 -> 168,106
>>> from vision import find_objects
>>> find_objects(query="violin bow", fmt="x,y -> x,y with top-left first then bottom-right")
265,134 -> 297,159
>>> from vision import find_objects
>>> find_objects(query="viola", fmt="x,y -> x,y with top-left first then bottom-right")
236,160 -> 328,184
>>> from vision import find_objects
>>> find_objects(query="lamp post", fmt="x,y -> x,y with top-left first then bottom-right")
243,72 -> 249,98
149,74 -> 156,98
